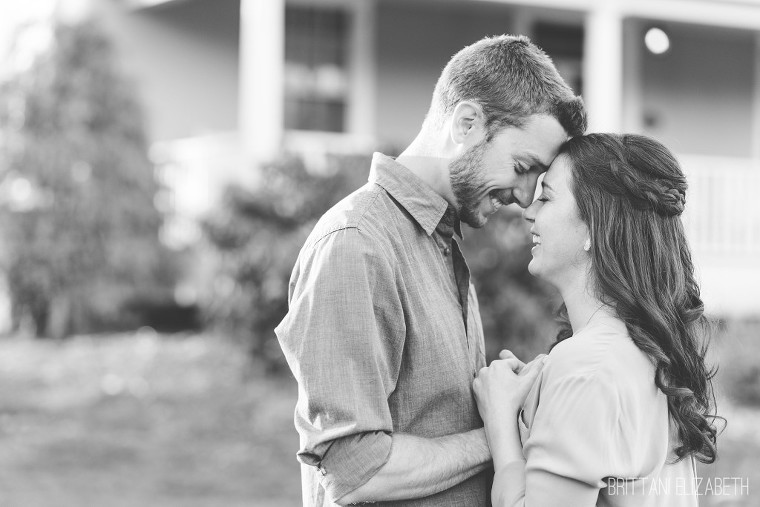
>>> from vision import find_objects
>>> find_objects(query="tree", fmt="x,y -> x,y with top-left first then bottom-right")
0,19 -> 172,338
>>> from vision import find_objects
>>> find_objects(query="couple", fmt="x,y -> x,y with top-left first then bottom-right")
275,35 -> 719,506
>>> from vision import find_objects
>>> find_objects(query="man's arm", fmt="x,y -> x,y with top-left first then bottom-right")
338,429 -> 491,505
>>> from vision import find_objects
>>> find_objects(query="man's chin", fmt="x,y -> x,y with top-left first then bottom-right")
460,209 -> 488,229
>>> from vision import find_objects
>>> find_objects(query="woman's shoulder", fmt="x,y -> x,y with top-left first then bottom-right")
545,316 -> 654,387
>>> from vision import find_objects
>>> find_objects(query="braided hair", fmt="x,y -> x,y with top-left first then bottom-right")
553,133 -> 720,463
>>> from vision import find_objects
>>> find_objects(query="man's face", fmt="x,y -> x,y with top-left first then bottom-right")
449,114 -> 568,228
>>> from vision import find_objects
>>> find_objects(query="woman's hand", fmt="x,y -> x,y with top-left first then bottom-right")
497,349 -> 527,372
473,352 -> 547,427
473,352 -> 548,469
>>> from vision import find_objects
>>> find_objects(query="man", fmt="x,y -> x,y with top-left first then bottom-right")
275,35 -> 587,506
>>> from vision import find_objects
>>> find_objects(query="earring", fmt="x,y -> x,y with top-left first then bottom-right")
583,238 -> 591,252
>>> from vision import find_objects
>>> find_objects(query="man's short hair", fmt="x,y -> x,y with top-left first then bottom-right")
428,34 -> 587,138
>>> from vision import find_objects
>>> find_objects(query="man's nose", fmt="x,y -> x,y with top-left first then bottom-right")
523,202 -> 536,222
513,187 -> 533,208
515,177 -> 539,208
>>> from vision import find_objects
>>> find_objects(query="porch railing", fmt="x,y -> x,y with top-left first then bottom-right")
679,154 -> 760,257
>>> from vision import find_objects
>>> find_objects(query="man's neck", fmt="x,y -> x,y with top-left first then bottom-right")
396,135 -> 456,207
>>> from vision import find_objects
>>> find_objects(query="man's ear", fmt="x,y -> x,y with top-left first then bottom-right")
450,101 -> 485,145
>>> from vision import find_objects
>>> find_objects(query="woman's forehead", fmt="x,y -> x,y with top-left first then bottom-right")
543,155 -> 572,189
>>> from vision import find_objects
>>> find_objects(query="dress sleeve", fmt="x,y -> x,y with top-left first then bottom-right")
274,227 -> 404,503
523,372 -> 622,489
492,371 -> 626,507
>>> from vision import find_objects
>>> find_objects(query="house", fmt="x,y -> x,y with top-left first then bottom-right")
57,0 -> 760,316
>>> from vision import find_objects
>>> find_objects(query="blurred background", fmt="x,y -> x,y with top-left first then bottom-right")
0,0 -> 758,505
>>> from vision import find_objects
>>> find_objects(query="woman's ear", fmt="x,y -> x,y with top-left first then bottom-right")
450,101 -> 484,145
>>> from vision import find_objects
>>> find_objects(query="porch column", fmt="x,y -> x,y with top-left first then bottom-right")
621,18 -> 643,133
239,0 -> 285,165
753,32 -> 760,160
347,0 -> 376,140
583,3 -> 624,133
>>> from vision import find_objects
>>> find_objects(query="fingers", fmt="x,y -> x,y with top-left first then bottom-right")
498,350 -> 526,372
498,349 -> 517,360
477,355 -> 549,381
520,355 -> 549,377
498,357 -> 522,373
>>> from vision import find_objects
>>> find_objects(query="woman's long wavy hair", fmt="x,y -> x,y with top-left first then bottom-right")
553,133 -> 721,463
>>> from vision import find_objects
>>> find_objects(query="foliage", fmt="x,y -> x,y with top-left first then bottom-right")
0,20 -> 174,338
461,214 -> 560,361
201,153 -> 560,370
714,318 -> 760,407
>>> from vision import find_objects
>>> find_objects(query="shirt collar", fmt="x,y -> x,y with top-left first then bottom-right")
369,153 -> 462,238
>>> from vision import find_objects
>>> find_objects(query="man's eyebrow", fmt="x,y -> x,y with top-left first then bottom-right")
524,152 -> 550,171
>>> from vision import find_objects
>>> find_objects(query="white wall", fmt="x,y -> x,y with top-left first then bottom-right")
375,0 -> 518,148
93,0 -> 240,142
638,21 -> 755,157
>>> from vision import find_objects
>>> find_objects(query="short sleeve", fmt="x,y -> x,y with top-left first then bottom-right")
274,227 -> 404,502
523,372 -> 622,489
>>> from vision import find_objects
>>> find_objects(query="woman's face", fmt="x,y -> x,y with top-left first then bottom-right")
523,155 -> 591,289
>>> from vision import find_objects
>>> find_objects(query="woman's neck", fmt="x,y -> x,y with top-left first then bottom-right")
560,277 -> 611,334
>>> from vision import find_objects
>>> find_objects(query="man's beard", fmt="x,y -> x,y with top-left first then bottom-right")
449,138 -> 490,228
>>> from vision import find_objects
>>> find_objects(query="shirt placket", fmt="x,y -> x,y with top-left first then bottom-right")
433,230 -> 471,349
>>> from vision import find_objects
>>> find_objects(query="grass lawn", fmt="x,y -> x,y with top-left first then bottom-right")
0,331 -> 301,507
0,320 -> 758,506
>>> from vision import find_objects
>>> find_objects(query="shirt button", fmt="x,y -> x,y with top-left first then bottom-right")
443,247 -> 451,256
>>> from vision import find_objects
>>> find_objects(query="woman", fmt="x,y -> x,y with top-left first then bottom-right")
473,133 -> 720,506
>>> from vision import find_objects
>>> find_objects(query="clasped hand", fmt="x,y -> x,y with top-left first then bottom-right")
473,350 -> 547,427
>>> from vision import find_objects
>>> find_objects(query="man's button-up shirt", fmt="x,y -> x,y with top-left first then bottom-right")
275,153 -> 490,506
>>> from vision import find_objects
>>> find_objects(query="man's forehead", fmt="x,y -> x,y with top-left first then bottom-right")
519,116 -> 567,157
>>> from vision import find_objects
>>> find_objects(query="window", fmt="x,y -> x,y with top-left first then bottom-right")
284,6 -> 350,133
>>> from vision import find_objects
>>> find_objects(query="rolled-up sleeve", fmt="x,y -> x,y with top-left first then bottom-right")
275,226 -> 405,502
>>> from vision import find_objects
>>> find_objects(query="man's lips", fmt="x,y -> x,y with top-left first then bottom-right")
488,190 -> 513,208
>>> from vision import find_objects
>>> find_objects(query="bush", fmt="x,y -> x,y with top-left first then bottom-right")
461,213 -> 560,361
714,318 -> 760,407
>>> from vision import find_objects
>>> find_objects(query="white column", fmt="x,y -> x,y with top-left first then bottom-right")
621,17 -> 643,134
512,8 -> 535,39
752,32 -> 760,160
347,0 -> 376,141
239,0 -> 285,165
583,3 -> 623,133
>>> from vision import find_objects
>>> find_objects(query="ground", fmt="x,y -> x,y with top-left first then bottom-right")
0,327 -> 758,506
0,331 -> 300,507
